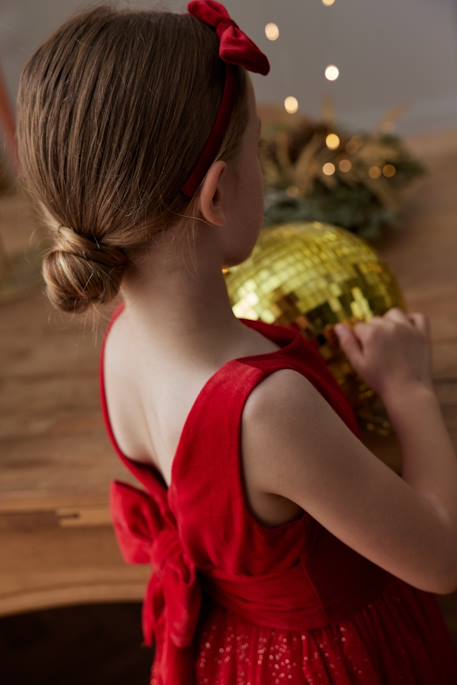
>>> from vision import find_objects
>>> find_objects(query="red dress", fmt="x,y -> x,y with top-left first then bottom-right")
100,301 -> 457,685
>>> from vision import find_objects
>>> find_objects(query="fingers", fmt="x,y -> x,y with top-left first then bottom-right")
334,322 -> 364,368
335,308 -> 429,343
335,308 -> 429,348
407,312 -> 430,339
383,307 -> 411,325
352,319 -> 380,344
384,307 -> 430,339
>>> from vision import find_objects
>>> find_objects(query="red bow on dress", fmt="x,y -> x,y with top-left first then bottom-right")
110,480 -> 202,685
187,0 -> 270,75
109,477 -> 392,684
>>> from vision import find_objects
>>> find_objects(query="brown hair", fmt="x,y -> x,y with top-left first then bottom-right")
16,2 -> 249,314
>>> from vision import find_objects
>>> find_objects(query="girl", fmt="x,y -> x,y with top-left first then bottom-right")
15,1 -> 457,683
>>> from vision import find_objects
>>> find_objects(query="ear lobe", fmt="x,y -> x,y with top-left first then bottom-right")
198,160 -> 227,227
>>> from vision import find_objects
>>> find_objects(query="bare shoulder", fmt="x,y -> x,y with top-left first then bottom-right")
241,368 -> 456,594
103,308 -> 156,466
241,368 -> 329,497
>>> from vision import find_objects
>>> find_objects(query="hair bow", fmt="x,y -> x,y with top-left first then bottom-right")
180,0 -> 270,198
188,0 -> 270,75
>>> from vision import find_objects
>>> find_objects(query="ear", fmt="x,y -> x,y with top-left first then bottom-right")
198,160 -> 227,227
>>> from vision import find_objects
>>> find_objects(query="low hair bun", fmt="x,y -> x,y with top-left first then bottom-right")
42,225 -> 129,314
16,5 -> 250,315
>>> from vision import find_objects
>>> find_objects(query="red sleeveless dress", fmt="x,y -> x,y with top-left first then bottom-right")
100,301 -> 457,685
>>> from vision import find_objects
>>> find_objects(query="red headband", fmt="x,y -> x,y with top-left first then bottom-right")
181,0 -> 270,199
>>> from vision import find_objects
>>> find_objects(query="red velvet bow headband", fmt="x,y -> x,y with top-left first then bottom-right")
181,0 -> 270,199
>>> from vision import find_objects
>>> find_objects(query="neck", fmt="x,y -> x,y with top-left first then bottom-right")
119,223 -> 247,367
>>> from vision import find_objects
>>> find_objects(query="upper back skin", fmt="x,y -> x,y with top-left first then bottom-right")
102,307 -> 304,528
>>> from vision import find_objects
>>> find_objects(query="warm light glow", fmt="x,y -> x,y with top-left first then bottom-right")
368,165 -> 382,179
383,164 -> 397,178
265,22 -> 280,41
338,159 -> 352,173
325,65 -> 340,81
284,96 -> 299,114
322,0 -> 336,5
326,133 -> 341,150
322,162 -> 336,176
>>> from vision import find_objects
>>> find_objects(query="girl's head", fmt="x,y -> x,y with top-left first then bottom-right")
16,3 -> 266,315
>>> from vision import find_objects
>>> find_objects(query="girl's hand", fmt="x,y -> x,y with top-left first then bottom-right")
333,307 -> 435,399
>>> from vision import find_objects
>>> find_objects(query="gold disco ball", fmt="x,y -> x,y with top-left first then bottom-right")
223,221 -> 407,437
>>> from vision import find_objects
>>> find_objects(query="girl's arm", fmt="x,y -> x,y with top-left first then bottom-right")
241,369 -> 457,595
381,381 -> 457,557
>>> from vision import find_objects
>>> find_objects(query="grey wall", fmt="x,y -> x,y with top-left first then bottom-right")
1,0 -> 457,137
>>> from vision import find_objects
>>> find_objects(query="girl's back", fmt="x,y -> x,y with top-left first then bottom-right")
103,298 -> 303,527
102,301 -> 457,685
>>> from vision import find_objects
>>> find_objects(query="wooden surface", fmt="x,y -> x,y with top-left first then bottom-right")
0,130 -> 456,645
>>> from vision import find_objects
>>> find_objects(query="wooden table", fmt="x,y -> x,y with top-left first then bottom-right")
1,131 -> 456,645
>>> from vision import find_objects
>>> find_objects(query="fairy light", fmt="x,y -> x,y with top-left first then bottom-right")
265,22 -> 280,41
325,64 -> 340,81
326,133 -> 340,150
368,166 -> 382,179
339,159 -> 352,173
284,96 -> 299,114
322,162 -> 336,176
383,164 -> 397,178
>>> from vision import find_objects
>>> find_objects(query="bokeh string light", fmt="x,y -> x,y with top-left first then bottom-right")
326,133 -> 341,150
284,96 -> 299,114
274,8 -> 393,190
269,2 -> 340,118
383,164 -> 397,178
265,22 -> 280,41
338,159 -> 352,173
325,64 -> 340,81
368,166 -> 382,179
322,162 -> 336,176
